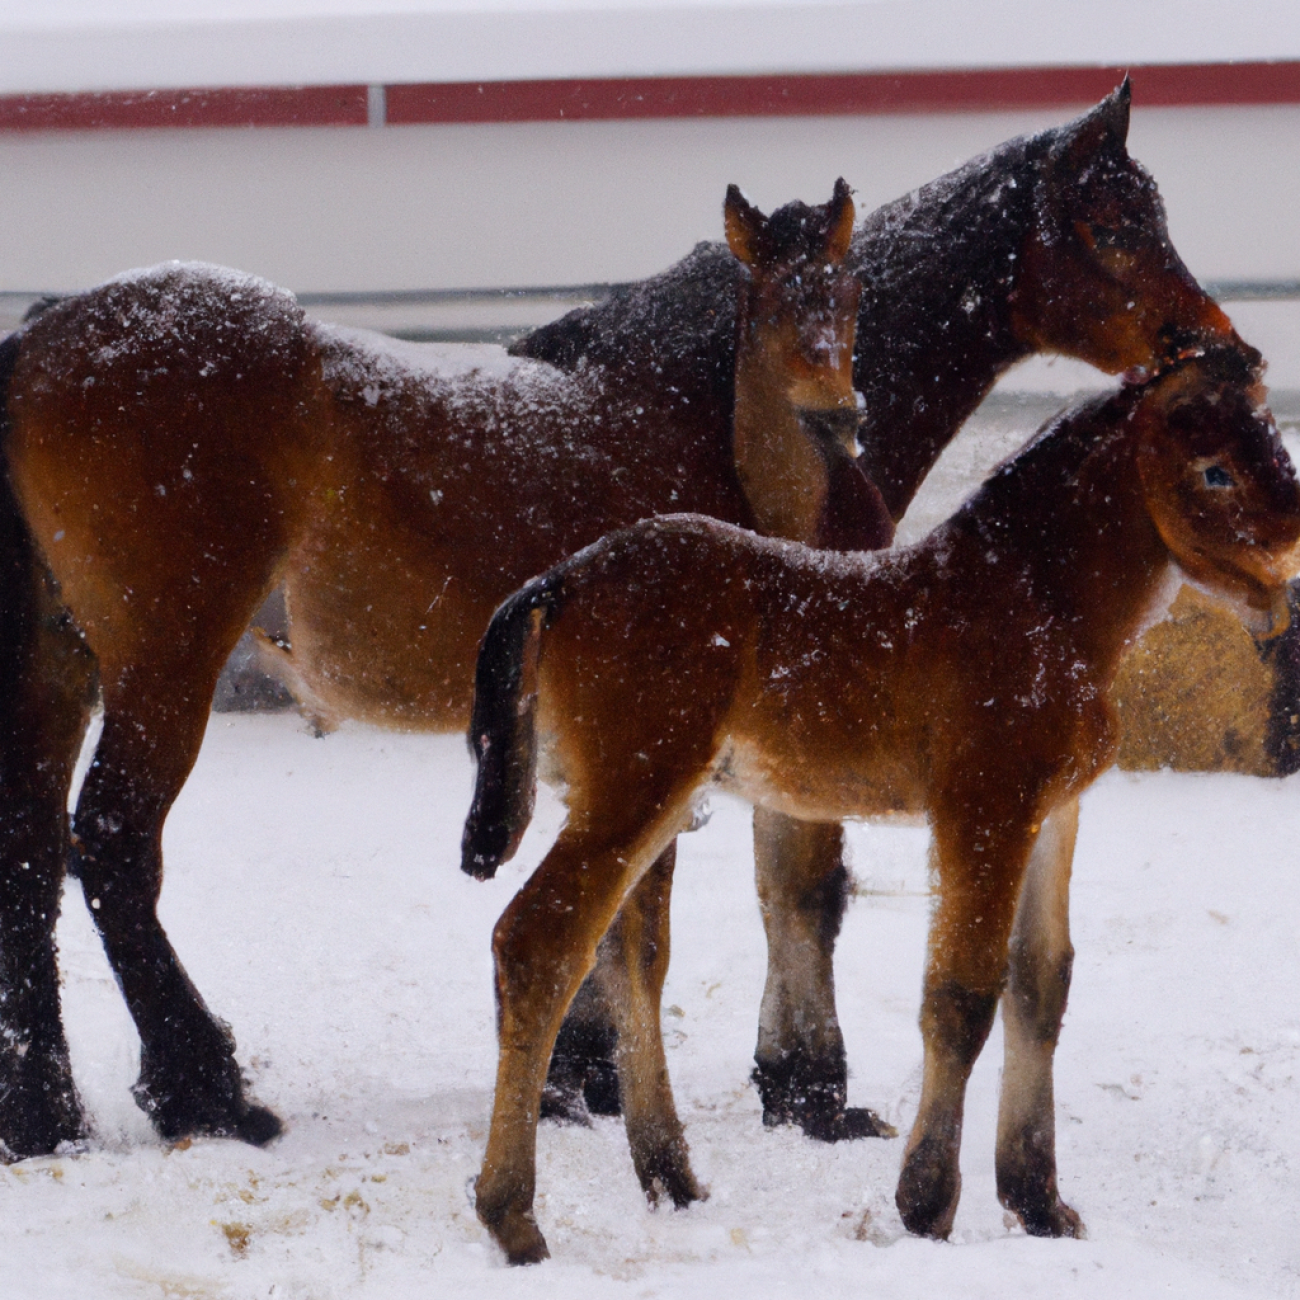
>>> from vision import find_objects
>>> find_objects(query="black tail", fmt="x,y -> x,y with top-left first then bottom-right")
460,569 -> 566,879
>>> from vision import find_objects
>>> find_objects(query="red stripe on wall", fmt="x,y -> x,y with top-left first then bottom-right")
0,62 -> 1296,133
386,63 -> 1300,124
0,84 -> 369,132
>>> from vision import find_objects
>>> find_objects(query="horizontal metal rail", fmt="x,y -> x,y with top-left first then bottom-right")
1,278 -> 1297,342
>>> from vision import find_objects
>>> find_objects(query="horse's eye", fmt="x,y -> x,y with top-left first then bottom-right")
1202,464 -> 1235,489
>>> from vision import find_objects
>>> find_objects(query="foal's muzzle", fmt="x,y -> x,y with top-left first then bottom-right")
797,405 -> 865,461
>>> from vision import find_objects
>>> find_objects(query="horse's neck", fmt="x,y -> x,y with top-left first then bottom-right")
951,403 -> 1171,677
850,144 -> 1040,522
731,335 -> 826,543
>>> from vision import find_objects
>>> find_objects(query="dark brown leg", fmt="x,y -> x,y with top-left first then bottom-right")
752,809 -> 893,1141
996,799 -> 1084,1238
72,647 -> 280,1146
0,540 -> 97,1156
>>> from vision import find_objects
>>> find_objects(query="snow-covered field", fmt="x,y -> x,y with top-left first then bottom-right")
8,714 -> 1300,1298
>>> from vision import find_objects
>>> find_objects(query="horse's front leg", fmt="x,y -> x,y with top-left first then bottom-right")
752,810 -> 893,1140
996,797 -> 1084,1237
896,804 -> 1039,1238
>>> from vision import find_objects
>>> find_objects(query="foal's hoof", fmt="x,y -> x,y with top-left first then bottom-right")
478,1199 -> 551,1266
800,1105 -> 897,1143
1010,1195 -> 1086,1239
636,1143 -> 706,1211
896,1136 -> 960,1239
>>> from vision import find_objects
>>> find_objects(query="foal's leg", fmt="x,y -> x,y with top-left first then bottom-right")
543,845 -> 676,1123
72,639 -> 280,1146
896,806 -> 1037,1239
600,842 -> 702,1208
478,809 -> 694,1265
0,552 -> 97,1156
752,810 -> 893,1140
996,797 -> 1084,1237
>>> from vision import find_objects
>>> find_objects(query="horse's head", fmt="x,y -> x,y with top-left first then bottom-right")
1009,80 -> 1255,379
1135,348 -> 1300,633
725,178 -> 862,458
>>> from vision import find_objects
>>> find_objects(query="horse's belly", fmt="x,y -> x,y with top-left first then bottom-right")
716,735 -> 924,823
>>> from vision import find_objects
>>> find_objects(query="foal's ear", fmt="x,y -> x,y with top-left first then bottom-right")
725,184 -> 769,266
824,177 -> 856,263
1058,78 -> 1132,163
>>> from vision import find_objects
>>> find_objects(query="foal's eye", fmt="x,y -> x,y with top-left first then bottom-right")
1202,464 -> 1235,489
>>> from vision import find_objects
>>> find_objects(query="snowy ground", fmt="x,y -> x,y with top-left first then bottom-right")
6,714 -> 1300,1298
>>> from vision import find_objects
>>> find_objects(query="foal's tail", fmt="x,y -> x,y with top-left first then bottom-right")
460,569 -> 566,880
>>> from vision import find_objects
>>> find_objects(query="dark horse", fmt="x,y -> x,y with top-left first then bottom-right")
0,83 -> 1246,1161
512,79 -> 1253,1138
463,348 -> 1300,1263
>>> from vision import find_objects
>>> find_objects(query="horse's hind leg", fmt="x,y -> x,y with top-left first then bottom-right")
478,803 -> 696,1265
996,798 -> 1084,1238
0,534 -> 97,1156
600,842 -> 702,1209
73,639 -> 279,1146
751,810 -> 893,1140
543,846 -> 676,1124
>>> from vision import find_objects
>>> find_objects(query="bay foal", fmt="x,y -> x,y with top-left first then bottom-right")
518,81 -> 1255,1136
463,349 -> 1300,1263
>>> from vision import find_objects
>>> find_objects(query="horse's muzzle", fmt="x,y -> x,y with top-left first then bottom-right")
797,405 -> 865,460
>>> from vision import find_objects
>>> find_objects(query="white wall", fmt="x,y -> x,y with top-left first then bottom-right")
0,103 -> 1296,295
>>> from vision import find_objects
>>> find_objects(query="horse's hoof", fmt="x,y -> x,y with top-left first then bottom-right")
800,1105 -> 897,1143
0,1068 -> 88,1161
229,1103 -> 284,1147
480,1203 -> 550,1266
1014,1196 -> 1085,1239
0,1100 -> 88,1161
896,1135 -> 960,1239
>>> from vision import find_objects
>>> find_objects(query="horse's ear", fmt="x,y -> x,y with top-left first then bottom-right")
725,184 -> 768,266
824,178 -> 856,263
1058,78 -> 1131,162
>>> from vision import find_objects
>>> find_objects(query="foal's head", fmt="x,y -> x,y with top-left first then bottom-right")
725,178 -> 861,458
1136,349 -> 1300,629
1010,79 -> 1253,378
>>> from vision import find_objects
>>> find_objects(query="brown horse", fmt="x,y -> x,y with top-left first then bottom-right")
514,79 -> 1253,1137
0,84 -> 1246,1162
462,348 -> 1300,1264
